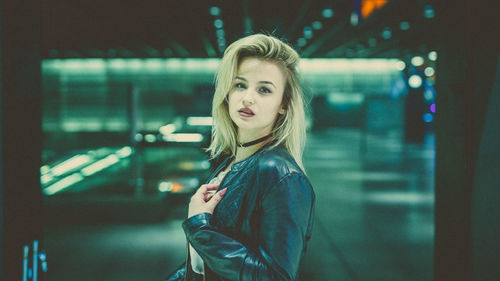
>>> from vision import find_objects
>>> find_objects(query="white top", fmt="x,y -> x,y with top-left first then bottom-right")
190,168 -> 230,274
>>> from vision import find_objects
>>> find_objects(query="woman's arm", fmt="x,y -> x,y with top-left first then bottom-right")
183,173 -> 314,281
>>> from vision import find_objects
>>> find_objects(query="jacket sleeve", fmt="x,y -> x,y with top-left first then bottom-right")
182,173 -> 314,281
164,262 -> 186,281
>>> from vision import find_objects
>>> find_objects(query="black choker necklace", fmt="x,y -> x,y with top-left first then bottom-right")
238,133 -> 273,148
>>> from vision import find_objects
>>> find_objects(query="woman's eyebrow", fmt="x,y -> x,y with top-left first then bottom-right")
235,76 -> 276,89
259,81 -> 276,89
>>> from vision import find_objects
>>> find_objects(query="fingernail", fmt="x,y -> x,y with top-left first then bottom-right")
220,188 -> 227,195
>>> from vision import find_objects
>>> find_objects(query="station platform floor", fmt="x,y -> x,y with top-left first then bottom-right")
44,128 -> 435,281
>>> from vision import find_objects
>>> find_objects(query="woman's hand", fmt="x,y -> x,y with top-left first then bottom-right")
188,184 -> 227,218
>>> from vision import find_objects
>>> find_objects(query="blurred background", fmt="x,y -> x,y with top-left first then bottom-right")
1,0 -> 499,281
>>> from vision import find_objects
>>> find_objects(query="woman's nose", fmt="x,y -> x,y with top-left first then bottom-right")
242,90 -> 255,105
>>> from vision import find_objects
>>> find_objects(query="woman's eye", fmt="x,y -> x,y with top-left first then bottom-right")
235,83 -> 246,89
259,87 -> 271,94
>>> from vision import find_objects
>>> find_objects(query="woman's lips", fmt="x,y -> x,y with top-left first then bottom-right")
238,108 -> 255,117
238,111 -> 255,117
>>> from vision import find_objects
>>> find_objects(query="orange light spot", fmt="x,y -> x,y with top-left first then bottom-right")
170,182 -> 184,193
361,0 -> 388,19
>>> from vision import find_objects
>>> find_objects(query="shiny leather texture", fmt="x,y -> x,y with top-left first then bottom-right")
165,141 -> 315,281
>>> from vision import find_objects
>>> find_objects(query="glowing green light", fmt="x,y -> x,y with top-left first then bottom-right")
109,59 -> 127,69
396,61 -> 406,71
128,59 -> 143,69
81,154 -> 119,176
144,134 -> 157,143
41,174 -> 54,185
299,59 -> 402,73
327,93 -> 364,105
116,146 -> 133,158
186,116 -> 213,126
411,56 -> 424,67
165,58 -> 183,69
145,59 -> 163,70
428,51 -> 438,61
40,165 -> 51,175
322,9 -> 334,18
163,133 -> 203,143
159,124 -> 177,135
158,181 -> 173,192
43,173 -> 84,195
424,67 -> 435,77
51,154 -> 92,176
63,59 -> 105,71
409,75 -> 423,88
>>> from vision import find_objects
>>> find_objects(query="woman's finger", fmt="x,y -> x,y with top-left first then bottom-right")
207,188 -> 227,209
195,183 -> 219,196
204,185 -> 219,192
204,193 -> 215,202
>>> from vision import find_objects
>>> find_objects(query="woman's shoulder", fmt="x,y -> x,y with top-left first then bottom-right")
256,146 -> 314,199
257,145 -> 304,182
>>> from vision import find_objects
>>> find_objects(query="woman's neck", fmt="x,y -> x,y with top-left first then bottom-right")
232,136 -> 274,164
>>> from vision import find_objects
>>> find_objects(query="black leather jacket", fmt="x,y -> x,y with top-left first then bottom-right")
165,141 -> 315,281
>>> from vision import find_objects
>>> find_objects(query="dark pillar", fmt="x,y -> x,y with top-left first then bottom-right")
471,56 -> 500,281
0,0 -> 43,280
434,0 -> 500,280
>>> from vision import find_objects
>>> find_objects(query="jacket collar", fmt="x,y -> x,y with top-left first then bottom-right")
230,138 -> 279,171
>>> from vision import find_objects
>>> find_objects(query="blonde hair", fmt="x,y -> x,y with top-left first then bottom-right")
205,33 -> 308,172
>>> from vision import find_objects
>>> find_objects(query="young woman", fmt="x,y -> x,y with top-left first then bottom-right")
165,34 -> 315,281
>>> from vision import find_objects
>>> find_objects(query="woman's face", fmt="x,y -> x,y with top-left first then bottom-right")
228,57 -> 287,141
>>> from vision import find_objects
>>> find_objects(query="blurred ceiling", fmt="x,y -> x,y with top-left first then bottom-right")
42,0 -> 436,59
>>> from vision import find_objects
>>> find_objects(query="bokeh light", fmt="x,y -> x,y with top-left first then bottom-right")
322,8 -> 334,18
423,113 -> 434,123
409,75 -> 423,88
411,56 -> 424,67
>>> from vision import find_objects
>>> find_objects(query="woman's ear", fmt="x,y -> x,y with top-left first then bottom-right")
278,107 -> 286,115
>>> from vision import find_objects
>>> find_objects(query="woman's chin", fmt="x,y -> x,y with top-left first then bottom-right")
233,120 -> 255,129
